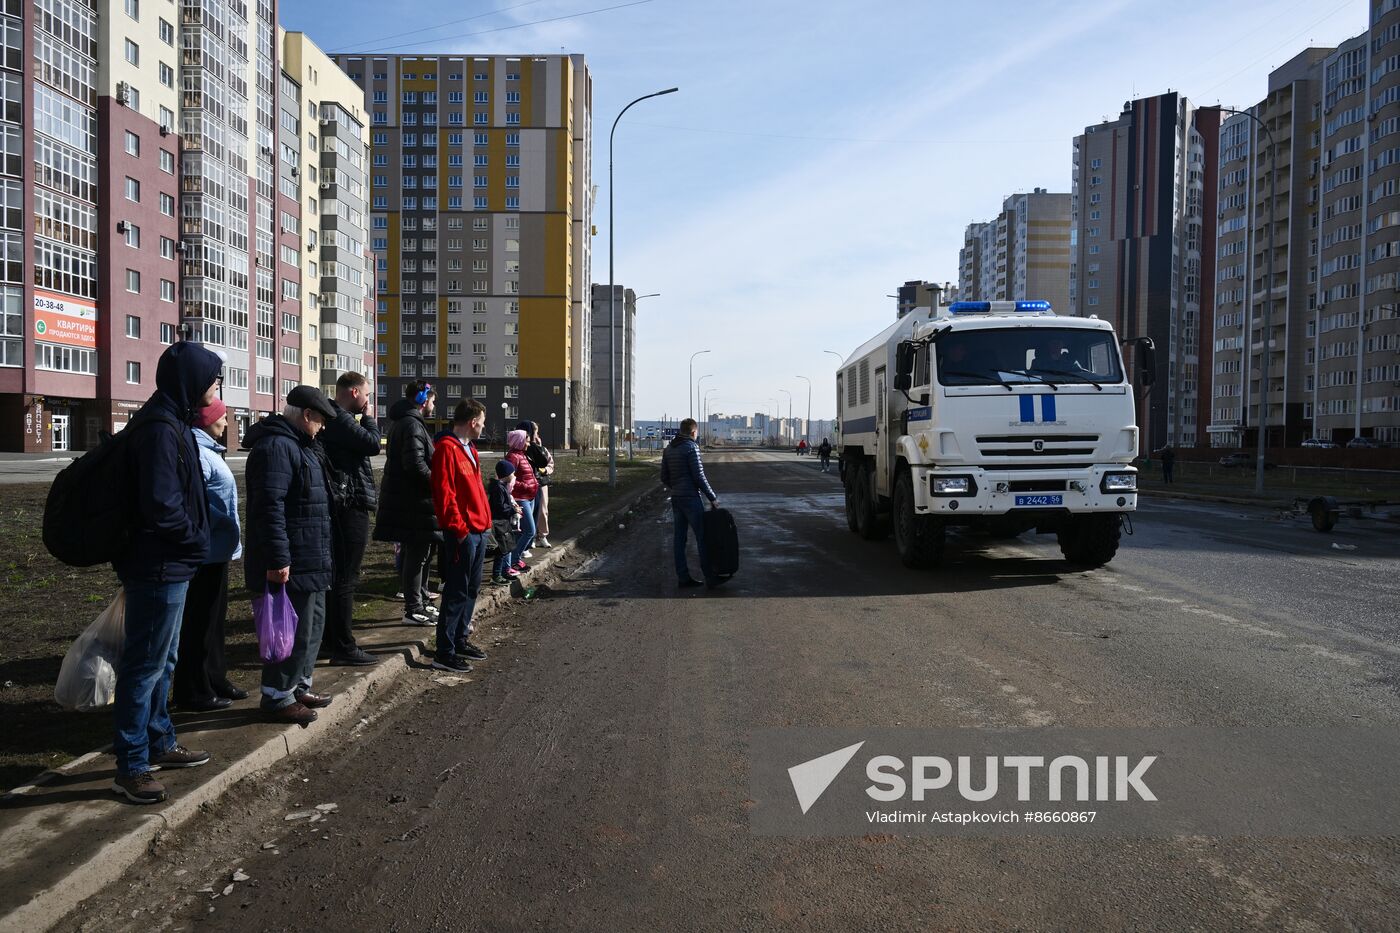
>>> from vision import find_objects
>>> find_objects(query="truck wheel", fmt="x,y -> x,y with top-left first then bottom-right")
854,463 -> 887,541
893,471 -> 943,568
1058,514 -> 1121,567
1308,497 -> 1338,532
843,464 -> 860,533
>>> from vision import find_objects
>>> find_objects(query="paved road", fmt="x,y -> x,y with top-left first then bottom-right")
65,451 -> 1400,931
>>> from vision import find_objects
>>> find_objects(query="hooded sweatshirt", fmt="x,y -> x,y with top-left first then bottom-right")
113,341 -> 224,584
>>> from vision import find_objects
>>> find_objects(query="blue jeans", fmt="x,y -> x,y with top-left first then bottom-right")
510,500 -> 536,565
114,579 -> 191,776
672,496 -> 709,583
437,531 -> 486,659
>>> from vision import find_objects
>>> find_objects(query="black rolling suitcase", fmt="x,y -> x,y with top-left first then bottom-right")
703,506 -> 740,580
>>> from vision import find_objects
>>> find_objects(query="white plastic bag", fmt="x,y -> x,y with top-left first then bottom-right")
54,591 -> 126,711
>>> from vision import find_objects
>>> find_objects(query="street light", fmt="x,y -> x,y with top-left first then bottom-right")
823,350 -> 844,443
1218,105 -> 1275,496
688,348 -> 710,422
550,411 -> 557,450
795,375 -> 811,445
695,373 -> 713,423
703,387 -> 719,445
610,86 -> 679,488
500,401 -> 509,449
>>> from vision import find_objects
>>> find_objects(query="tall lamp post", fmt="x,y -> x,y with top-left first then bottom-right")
610,86 -> 679,488
500,401 -> 509,448
703,388 -> 718,446
824,350 -> 844,442
794,375 -> 811,445
688,348 -> 710,421
550,411 -> 557,449
695,373 -> 713,426
1218,106 -> 1276,496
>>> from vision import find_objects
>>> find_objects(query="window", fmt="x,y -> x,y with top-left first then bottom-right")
160,279 -> 175,302
125,0 -> 138,19
159,150 -> 174,174
124,39 -> 139,66
125,315 -> 141,338
124,177 -> 140,202
159,193 -> 174,216
125,269 -> 140,293
159,62 -> 174,88
126,361 -> 141,384
160,322 -> 176,344
124,224 -> 140,248
159,18 -> 173,44
124,131 -> 140,157
160,237 -> 174,260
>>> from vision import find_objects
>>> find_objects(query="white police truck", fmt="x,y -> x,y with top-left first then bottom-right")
835,300 -> 1155,568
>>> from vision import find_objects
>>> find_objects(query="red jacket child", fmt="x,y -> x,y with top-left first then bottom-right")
504,429 -> 538,502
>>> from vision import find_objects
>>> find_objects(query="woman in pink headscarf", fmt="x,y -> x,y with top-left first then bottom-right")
503,429 -> 538,573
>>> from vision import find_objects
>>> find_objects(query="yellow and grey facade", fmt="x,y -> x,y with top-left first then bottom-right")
329,53 -> 591,441
957,188 -> 1071,316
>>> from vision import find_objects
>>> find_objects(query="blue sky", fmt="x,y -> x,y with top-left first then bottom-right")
282,0 -> 1370,424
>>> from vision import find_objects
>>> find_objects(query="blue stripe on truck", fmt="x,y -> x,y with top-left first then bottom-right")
844,415 -> 877,435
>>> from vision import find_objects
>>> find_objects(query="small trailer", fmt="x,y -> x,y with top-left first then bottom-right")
1292,495 -> 1398,532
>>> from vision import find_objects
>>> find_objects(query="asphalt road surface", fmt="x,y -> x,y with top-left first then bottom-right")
65,450 -> 1400,931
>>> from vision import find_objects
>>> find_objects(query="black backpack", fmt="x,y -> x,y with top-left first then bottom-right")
43,413 -> 180,567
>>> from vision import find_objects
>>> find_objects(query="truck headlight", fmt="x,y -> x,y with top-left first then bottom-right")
932,476 -> 975,495
1100,472 -> 1137,493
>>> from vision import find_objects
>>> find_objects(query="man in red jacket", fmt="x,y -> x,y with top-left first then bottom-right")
429,399 -> 492,672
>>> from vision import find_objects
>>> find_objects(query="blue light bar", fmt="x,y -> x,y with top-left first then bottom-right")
1016,300 -> 1053,312
948,301 -> 991,313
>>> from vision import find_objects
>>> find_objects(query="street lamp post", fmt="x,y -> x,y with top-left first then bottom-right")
703,388 -> 718,445
795,375 -> 811,445
500,401 -> 509,448
1219,106 -> 1276,496
688,348 -> 710,422
695,373 -> 713,427
610,87 -> 679,488
550,411 -> 557,450
823,350 -> 844,442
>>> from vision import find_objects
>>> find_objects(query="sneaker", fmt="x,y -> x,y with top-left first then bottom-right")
422,605 -> 441,617
505,567 -> 521,578
402,612 -> 433,626
151,745 -> 211,769
489,575 -> 510,587
431,656 -> 471,673
514,560 -> 531,573
112,771 -> 166,804
425,589 -> 442,601
459,642 -> 488,661
329,648 -> 382,666
522,550 -> 534,559
536,536 -> 552,548
262,702 -> 318,727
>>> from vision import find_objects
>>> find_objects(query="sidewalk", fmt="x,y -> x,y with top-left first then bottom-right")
0,481 -> 661,933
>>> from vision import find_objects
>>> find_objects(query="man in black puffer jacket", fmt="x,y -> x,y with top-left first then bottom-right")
374,380 -> 441,625
244,386 -> 337,726
319,371 -> 382,666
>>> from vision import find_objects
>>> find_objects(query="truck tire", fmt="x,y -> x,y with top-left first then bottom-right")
854,463 -> 887,541
1308,497 -> 1338,532
893,470 -> 943,568
1058,514 -> 1121,567
843,463 -> 860,533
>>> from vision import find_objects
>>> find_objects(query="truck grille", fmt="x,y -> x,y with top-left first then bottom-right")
976,434 -> 1101,458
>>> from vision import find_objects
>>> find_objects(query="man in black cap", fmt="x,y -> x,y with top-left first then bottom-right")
242,386 -> 340,726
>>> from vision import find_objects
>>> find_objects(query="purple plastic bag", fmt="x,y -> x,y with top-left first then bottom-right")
253,584 -> 298,664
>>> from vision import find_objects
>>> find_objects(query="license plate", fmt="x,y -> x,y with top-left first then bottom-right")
1014,494 -> 1063,507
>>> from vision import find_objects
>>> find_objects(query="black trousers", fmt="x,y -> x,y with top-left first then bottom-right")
172,561 -> 231,704
324,508 -> 371,658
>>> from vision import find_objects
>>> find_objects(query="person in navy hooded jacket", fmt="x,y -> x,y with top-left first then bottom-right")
111,340 -> 224,805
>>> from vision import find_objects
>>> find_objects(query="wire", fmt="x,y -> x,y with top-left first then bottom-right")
329,0 -> 551,53
346,0 -> 655,54
1198,0 -> 1357,99
624,121 -> 1063,146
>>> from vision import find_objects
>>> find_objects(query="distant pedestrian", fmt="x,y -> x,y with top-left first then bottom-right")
319,372 -> 383,667
504,429 -> 539,573
487,460 -> 522,585
1159,445 -> 1176,484
173,396 -> 245,712
429,399 -> 492,672
519,420 -> 555,548
110,342 -> 223,804
660,418 -> 722,589
375,381 -> 441,626
244,387 -> 338,726
818,437 -> 833,473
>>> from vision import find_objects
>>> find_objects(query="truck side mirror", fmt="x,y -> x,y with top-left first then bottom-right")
1136,339 -> 1156,389
894,342 -> 914,391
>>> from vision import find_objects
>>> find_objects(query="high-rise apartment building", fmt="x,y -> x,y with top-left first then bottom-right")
590,283 -> 632,442
1208,51 -> 1329,449
0,0 -> 368,451
329,53 -> 592,442
1071,94 -> 1222,451
957,189 -> 1071,314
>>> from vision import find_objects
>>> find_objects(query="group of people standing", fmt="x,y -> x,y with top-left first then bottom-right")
108,344 -> 558,804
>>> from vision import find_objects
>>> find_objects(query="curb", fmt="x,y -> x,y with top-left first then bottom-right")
0,479 -> 661,933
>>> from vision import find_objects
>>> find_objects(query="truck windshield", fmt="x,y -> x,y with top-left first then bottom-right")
935,327 -> 1123,387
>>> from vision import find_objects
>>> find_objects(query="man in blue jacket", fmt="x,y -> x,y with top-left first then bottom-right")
659,418 -> 722,589
111,340 -> 224,805
243,386 -> 338,726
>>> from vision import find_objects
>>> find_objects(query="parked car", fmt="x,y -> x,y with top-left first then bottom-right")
1219,452 -> 1277,469
1346,436 -> 1383,449
1301,438 -> 1337,449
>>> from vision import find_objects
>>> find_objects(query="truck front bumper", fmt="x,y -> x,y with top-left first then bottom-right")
913,465 -> 1137,516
